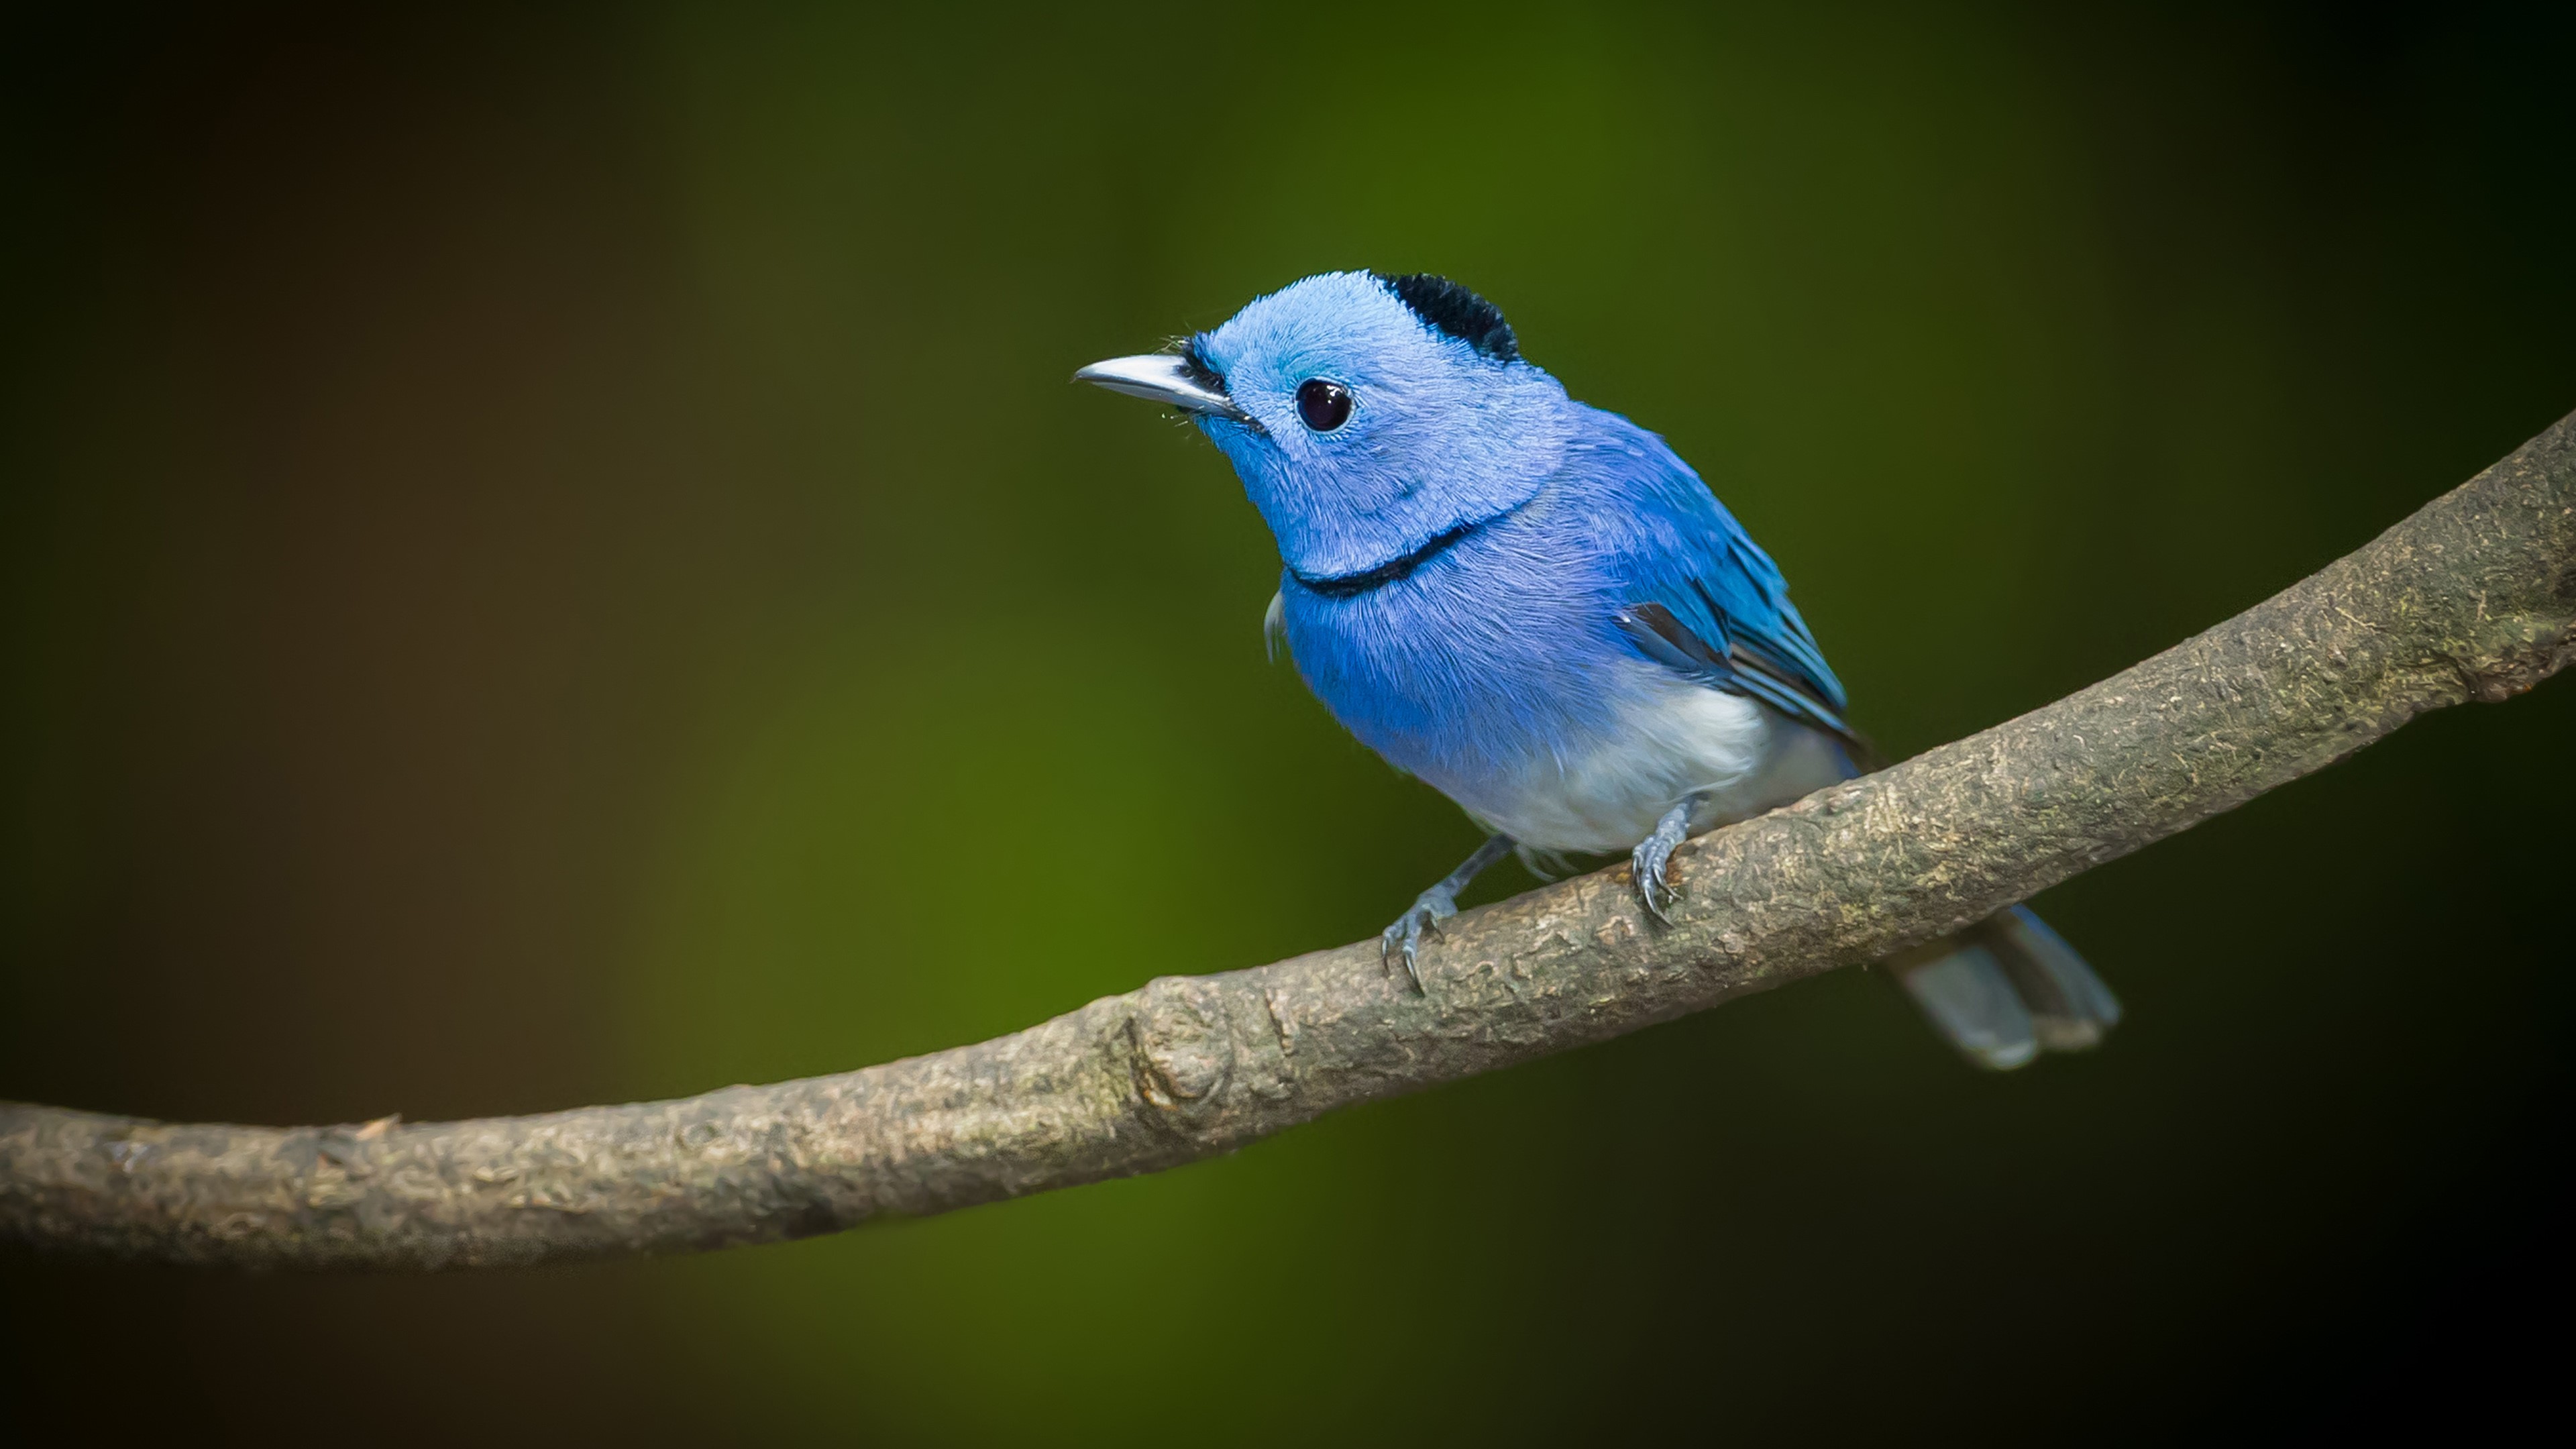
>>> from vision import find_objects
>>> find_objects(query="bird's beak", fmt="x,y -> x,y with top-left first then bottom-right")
1073,354 -> 1252,423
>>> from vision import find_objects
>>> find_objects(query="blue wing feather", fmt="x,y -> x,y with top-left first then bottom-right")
1574,408 -> 1856,746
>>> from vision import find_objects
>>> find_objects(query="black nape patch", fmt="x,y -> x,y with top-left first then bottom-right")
1371,272 -> 1520,362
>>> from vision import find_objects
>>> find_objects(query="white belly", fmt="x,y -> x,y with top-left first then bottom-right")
1433,669 -> 1851,855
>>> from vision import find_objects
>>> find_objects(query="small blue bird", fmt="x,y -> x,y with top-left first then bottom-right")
1079,271 -> 2118,1069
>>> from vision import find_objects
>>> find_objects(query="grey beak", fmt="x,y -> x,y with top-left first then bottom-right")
1073,353 -> 1251,422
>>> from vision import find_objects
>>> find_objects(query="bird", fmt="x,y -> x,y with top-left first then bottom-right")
1077,270 -> 2119,1069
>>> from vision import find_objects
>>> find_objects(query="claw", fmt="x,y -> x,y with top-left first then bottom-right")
1631,798 -> 1697,928
1377,834 -> 1516,998
1631,842 -> 1674,925
1379,895 -> 1453,995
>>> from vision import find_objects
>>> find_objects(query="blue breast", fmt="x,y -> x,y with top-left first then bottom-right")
1277,502 -> 1642,790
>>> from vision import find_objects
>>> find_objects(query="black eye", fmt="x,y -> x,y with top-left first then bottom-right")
1295,378 -> 1354,432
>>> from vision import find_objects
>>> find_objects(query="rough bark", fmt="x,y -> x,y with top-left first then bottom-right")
6,411 -> 2572,1271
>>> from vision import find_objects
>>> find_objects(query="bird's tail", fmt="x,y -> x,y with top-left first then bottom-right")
1884,906 -> 2121,1071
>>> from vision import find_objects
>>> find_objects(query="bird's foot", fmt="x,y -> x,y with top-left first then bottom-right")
1631,798 -> 1697,926
1380,887 -> 1461,994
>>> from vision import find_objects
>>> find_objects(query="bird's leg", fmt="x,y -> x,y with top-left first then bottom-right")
1381,833 -> 1516,994
1631,795 -> 1703,926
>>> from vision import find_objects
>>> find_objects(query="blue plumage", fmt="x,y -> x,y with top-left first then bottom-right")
1079,271 -> 2118,1069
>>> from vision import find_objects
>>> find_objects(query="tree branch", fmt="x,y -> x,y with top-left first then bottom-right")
7,412 -> 2573,1270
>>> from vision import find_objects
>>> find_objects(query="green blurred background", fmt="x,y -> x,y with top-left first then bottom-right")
5,2 -> 2571,1442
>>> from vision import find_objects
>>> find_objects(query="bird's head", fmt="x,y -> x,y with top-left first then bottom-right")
1078,271 -> 1575,585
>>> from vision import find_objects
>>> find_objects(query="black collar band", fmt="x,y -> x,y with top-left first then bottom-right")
1289,520 -> 1483,598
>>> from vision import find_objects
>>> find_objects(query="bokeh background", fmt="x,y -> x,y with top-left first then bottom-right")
5,3 -> 2571,1442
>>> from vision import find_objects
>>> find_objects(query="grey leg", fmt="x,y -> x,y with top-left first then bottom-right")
1631,796 -> 1699,926
1381,833 -> 1516,994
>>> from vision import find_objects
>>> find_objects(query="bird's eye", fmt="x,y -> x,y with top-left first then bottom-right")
1295,378 -> 1354,432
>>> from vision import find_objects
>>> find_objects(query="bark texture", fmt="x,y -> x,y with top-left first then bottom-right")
6,411 -> 2573,1271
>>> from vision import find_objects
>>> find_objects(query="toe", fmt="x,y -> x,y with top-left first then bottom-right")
1381,908 -> 1432,987
1633,847 -> 1675,925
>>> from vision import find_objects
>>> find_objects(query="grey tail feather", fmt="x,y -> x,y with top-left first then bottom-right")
1886,905 -> 2122,1071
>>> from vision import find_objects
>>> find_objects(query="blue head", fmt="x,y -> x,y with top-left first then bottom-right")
1078,271 -> 1578,583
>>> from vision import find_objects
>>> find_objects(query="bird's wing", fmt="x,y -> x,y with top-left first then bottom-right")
1611,591 -> 1851,743
1579,417 -> 1862,751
